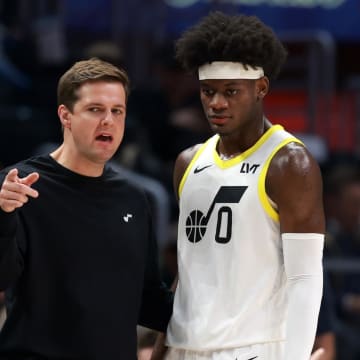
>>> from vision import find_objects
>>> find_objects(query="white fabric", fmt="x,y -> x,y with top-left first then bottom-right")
165,341 -> 284,360
282,233 -> 324,360
166,125 -> 300,350
198,61 -> 264,80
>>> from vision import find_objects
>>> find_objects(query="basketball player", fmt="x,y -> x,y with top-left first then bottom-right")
0,58 -> 173,359
151,11 -> 325,360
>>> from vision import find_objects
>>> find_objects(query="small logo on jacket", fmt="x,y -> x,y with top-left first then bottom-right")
123,214 -> 133,222
194,164 -> 212,174
235,357 -> 258,360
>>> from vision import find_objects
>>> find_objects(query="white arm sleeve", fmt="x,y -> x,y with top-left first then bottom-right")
282,233 -> 324,360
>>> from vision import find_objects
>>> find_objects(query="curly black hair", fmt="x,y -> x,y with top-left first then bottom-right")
175,11 -> 287,80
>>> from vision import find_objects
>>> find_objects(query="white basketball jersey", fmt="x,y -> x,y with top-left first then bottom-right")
166,125 -> 302,351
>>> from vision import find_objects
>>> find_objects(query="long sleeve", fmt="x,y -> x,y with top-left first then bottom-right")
138,216 -> 173,332
283,233 -> 324,360
0,210 -> 23,290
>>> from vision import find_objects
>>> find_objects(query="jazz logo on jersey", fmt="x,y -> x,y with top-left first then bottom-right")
185,186 -> 247,244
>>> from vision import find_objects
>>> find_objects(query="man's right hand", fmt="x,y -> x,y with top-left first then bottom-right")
0,169 -> 39,213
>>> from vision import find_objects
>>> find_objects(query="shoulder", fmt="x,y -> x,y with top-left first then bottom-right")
0,156 -> 44,179
175,143 -> 204,171
173,143 -> 204,198
267,141 -> 320,180
266,142 -> 322,211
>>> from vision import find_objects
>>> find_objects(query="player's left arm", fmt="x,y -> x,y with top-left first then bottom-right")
267,142 -> 325,360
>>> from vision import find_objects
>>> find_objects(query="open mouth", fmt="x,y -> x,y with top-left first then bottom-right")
96,134 -> 113,142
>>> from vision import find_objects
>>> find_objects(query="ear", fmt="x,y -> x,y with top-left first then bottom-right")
256,76 -> 269,100
58,104 -> 72,129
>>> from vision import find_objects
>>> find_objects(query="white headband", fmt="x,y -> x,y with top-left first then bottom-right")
198,61 -> 264,80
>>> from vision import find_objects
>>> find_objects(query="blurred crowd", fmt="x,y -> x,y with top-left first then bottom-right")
0,3 -> 360,359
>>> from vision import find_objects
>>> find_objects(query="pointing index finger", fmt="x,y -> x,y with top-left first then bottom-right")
19,172 -> 40,187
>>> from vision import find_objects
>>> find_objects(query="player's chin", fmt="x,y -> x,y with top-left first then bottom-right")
211,126 -> 231,136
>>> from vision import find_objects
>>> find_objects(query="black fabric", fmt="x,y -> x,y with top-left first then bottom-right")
316,272 -> 336,335
0,155 -> 173,359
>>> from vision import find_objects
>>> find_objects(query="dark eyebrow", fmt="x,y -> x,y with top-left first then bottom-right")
87,102 -> 126,109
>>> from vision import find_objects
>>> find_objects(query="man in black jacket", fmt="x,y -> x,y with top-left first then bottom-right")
0,58 -> 173,359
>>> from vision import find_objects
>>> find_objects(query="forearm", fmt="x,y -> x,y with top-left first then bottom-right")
0,210 -> 21,290
0,210 -> 17,244
151,332 -> 168,360
138,281 -> 173,332
283,233 -> 324,360
150,276 -> 178,360
285,274 -> 323,359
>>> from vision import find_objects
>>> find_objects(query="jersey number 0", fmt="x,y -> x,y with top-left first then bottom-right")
185,186 -> 248,244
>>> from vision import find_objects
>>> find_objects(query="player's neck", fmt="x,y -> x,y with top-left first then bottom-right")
217,118 -> 267,159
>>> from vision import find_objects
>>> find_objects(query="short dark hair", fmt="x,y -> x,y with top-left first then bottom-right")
57,58 -> 130,111
175,11 -> 287,80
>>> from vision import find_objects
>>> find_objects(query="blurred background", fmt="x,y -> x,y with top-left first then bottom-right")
0,0 -> 360,359
0,0 -> 359,167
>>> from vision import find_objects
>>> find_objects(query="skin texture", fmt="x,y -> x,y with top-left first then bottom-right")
311,348 -> 326,360
313,333 -> 336,360
0,80 -> 127,213
138,347 -> 154,360
53,81 -> 126,176
199,77 -> 268,155
0,169 -> 39,213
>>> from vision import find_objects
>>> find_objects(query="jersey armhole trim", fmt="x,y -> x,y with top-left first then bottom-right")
178,138 -> 213,198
